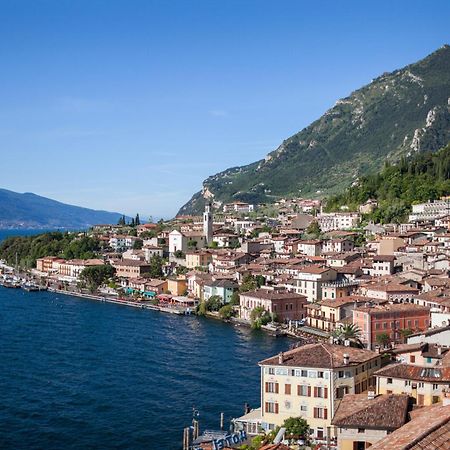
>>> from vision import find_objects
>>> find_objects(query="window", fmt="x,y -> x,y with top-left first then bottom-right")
405,380 -> 411,386
358,428 -> 365,434
314,387 -> 328,398
338,371 -> 344,378
410,355 -> 415,363
387,378 -> 393,384
300,405 -> 307,412
301,370 -> 308,377
285,384 -> 291,395
297,385 -> 310,396
318,371 -> 324,378
265,382 -> 279,393
313,407 -> 328,419
265,402 -> 279,414
432,384 -> 439,390
268,368 -> 275,375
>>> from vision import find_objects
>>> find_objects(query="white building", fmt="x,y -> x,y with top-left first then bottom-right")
293,265 -> 338,302
409,198 -> 450,222
317,212 -> 360,232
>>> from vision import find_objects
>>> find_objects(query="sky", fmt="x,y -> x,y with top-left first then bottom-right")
0,0 -> 449,219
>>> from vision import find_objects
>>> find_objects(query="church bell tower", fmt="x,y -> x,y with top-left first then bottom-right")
203,202 -> 213,244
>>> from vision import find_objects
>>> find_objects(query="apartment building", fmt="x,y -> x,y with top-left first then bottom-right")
293,265 -> 338,302
239,289 -> 308,322
353,303 -> 431,349
375,362 -> 450,406
258,343 -> 381,440
112,260 -> 152,279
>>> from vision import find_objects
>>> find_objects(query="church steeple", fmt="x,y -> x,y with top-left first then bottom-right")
203,202 -> 213,244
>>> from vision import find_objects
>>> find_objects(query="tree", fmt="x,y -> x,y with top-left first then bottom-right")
399,328 -> 413,343
332,324 -> 363,347
133,239 -> 143,250
148,254 -> 163,278
187,239 -> 198,249
218,304 -> 234,320
250,306 -> 271,329
230,291 -> 240,306
206,295 -> 223,312
376,332 -> 391,349
305,220 -> 321,237
130,217 -> 135,227
80,265 -> 116,293
240,274 -> 258,293
282,417 -> 310,443
135,213 -> 140,226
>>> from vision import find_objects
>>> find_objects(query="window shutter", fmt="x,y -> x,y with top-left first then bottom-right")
324,408 -> 328,420
308,386 -> 311,397
265,382 -> 269,393
285,384 -> 291,395
314,387 -> 318,397
313,407 -> 318,418
275,403 -> 279,414
275,383 -> 279,394
265,402 -> 269,413
297,385 -> 301,396
324,387 -> 328,399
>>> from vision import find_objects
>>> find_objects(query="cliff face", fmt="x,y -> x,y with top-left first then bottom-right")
178,45 -> 450,215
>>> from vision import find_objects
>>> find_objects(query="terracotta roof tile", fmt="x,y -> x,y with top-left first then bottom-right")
331,393 -> 409,430
259,343 -> 379,369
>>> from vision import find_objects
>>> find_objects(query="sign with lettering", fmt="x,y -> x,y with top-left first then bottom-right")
193,430 -> 247,450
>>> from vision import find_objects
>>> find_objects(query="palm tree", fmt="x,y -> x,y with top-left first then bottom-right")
332,324 -> 363,347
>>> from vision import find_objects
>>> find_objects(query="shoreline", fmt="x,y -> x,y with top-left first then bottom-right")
46,287 -> 190,315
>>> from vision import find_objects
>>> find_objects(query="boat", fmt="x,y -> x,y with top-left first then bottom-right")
261,323 -> 287,337
22,282 -> 40,292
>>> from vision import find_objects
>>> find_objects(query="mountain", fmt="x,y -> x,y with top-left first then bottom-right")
179,45 -> 450,215
0,189 -> 126,229
326,143 -> 450,223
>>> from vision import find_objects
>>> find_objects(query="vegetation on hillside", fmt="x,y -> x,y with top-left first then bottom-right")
325,144 -> 450,223
179,46 -> 450,215
0,232 -> 102,268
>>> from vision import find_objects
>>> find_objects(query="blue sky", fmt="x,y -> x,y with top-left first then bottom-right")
0,0 -> 449,218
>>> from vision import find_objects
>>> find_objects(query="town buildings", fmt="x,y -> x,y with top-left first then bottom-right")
257,344 -> 381,440
239,289 -> 308,322
353,303 -> 431,349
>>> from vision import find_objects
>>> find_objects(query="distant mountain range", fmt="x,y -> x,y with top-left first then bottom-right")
0,189 -> 126,229
179,45 -> 450,215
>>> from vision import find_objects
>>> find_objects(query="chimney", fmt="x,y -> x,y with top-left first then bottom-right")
278,352 -> 284,364
437,345 -> 442,356
343,353 -> 350,365
367,390 -> 376,400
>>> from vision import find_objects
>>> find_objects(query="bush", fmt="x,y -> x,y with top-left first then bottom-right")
250,306 -> 272,329
218,304 -> 234,320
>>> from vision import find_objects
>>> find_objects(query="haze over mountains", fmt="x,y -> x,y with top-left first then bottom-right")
178,45 -> 450,215
0,189 -> 126,229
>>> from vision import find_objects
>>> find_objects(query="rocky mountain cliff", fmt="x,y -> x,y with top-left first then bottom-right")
178,45 -> 450,215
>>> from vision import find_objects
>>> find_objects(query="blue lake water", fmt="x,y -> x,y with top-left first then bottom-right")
0,230 -> 291,449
